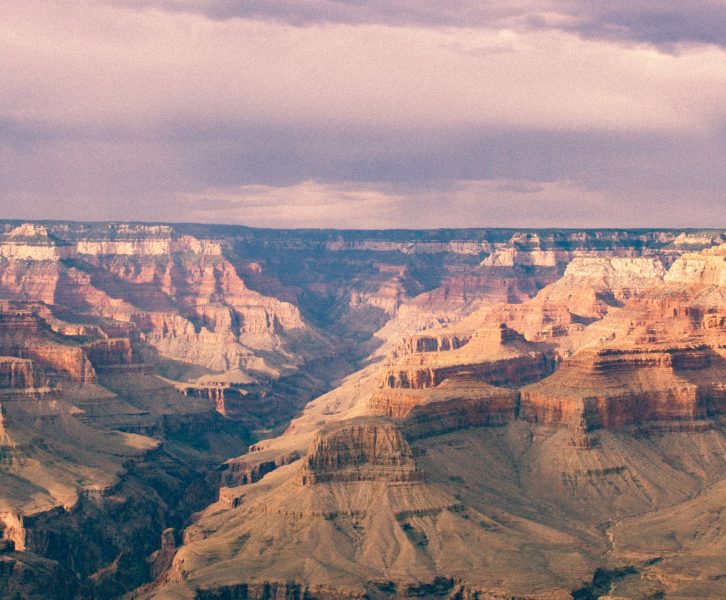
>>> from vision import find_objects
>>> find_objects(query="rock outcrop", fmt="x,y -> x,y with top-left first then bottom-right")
664,242 -> 726,287
0,224 -> 311,385
296,418 -> 423,485
399,380 -> 517,439
220,451 -> 302,487
83,338 -> 133,368
382,323 -> 555,389
520,345 -> 726,430
22,343 -> 96,383
0,358 -> 34,389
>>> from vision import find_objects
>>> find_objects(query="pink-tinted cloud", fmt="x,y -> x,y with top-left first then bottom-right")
181,179 -> 725,229
3,1 -> 726,132
1,0 -> 726,227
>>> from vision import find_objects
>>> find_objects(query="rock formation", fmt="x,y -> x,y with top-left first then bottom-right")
382,323 -> 556,390
0,224 -> 310,386
520,345 -> 726,429
296,418 -> 423,485
0,358 -> 34,389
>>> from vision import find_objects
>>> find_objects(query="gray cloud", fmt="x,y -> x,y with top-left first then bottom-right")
3,117 -> 726,227
108,1 -> 726,49
2,1 -> 726,228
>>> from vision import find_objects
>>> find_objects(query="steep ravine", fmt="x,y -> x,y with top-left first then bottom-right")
0,420 -> 248,600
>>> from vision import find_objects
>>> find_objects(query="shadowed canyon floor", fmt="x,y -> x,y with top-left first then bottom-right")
0,222 -> 725,599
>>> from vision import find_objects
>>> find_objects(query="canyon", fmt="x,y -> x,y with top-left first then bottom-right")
0,222 -> 725,599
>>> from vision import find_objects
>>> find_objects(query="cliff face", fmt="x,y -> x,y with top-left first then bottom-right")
82,338 -> 133,368
514,245 -> 726,433
22,344 -> 96,383
664,242 -> 726,287
382,323 -> 556,390
220,451 -> 301,487
296,418 -> 423,485
0,307 -> 99,385
0,224 -> 309,385
394,380 -> 517,439
479,231 -> 679,268
519,346 -> 724,430
0,297 -> 254,598
0,358 -> 34,389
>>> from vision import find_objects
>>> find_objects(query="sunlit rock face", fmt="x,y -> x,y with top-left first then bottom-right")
519,345 -> 726,429
664,242 -> 726,287
0,223 -> 309,382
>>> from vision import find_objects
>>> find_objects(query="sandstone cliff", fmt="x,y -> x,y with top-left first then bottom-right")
520,345 -> 726,430
0,358 -> 34,389
0,224 -> 312,385
664,242 -> 726,287
382,323 -> 555,390
296,418 -> 423,485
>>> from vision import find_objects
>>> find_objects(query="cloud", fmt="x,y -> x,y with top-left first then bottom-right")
3,1 -> 726,135
183,180 -> 400,228
179,179 -> 726,229
105,1 -> 726,50
1,0 -> 726,228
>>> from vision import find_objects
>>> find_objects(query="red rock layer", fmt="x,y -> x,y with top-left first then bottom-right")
83,338 -> 133,367
384,323 -> 555,390
383,353 -> 554,390
0,260 -> 60,305
0,305 -> 41,336
520,345 -> 726,430
397,332 -> 470,355
401,386 -> 517,439
194,582 -> 367,600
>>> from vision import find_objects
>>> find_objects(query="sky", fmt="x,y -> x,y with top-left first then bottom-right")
2,0 -> 726,229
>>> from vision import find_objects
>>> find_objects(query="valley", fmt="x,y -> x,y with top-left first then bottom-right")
0,222 -> 724,599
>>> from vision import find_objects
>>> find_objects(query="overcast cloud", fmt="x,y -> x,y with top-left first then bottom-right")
1,0 -> 725,228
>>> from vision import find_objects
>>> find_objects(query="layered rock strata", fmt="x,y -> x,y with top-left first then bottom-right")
520,345 -> 726,430
296,418 -> 423,485
0,358 -> 34,389
382,323 -> 555,390
369,378 -> 517,439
